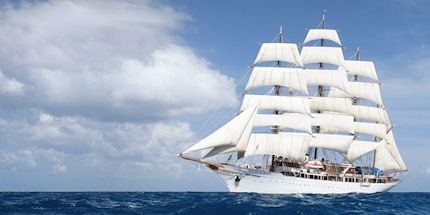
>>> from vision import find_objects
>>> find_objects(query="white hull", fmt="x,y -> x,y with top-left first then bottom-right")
215,167 -> 399,194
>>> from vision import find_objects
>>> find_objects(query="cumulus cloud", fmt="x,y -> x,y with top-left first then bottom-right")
0,112 -> 194,178
52,164 -> 67,173
0,0 -> 239,188
0,0 -> 238,121
0,70 -> 24,95
0,147 -> 65,170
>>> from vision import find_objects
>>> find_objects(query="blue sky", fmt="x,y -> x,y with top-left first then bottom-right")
0,0 -> 429,192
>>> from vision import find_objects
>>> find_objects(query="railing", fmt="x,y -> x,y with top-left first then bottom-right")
282,170 -> 391,184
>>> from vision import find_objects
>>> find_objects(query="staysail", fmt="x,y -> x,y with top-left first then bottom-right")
182,105 -> 258,153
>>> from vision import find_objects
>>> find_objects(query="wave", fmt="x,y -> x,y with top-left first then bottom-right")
0,192 -> 429,214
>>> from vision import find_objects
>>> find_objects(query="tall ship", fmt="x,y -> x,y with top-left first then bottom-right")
179,13 -> 407,194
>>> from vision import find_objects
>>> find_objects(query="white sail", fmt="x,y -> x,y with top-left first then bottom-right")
245,132 -> 311,162
309,133 -> 354,155
254,43 -> 303,67
241,94 -> 312,116
346,140 -> 386,162
180,21 -> 407,196
254,113 -> 312,134
300,46 -> 345,67
309,97 -> 353,114
245,67 -> 308,94
182,105 -> 258,153
203,145 -> 236,159
328,82 -> 383,105
351,105 -> 390,125
303,29 -> 342,45
304,69 -> 349,93
374,145 -> 402,171
344,60 -> 378,81
312,113 -> 355,134
354,122 -> 388,140
374,130 -> 407,171
245,67 -> 349,94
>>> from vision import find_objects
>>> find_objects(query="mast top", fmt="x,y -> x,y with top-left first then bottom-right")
356,46 -> 360,60
279,25 -> 283,43
321,10 -> 326,29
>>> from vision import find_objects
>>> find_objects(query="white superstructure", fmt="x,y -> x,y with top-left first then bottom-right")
180,13 -> 407,194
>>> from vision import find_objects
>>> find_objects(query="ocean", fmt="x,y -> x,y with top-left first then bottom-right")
0,192 -> 429,214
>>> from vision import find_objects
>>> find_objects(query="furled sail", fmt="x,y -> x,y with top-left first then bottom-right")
309,133 -> 354,155
254,113 -> 312,134
241,94 -> 312,116
328,82 -> 383,105
245,67 -> 308,94
245,132 -> 311,162
182,105 -> 258,153
300,46 -> 345,67
303,29 -> 342,46
343,60 -> 378,81
346,140 -> 386,161
254,43 -> 303,67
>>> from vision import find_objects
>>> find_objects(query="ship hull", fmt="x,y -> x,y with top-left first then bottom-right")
215,168 -> 399,194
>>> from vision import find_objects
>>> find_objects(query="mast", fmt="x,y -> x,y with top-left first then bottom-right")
270,25 -> 283,171
353,47 -> 377,168
314,11 -> 326,160
352,46 -> 359,105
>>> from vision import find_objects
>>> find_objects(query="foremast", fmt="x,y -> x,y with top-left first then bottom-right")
314,11 -> 326,160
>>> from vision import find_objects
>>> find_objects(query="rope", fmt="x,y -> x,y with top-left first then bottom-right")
270,32 -> 279,43
347,51 -> 357,60
200,70 -> 254,133
182,67 -> 252,152
315,18 -> 322,29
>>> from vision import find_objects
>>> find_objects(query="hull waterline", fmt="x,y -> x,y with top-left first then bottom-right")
215,167 -> 399,194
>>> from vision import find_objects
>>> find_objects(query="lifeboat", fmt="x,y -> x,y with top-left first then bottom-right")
305,160 -> 323,169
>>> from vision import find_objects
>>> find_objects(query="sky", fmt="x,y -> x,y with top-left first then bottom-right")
0,0 -> 429,192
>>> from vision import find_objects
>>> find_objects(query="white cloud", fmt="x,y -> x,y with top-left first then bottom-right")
0,147 -> 65,169
0,70 -> 24,95
52,164 -> 67,173
0,0 -> 238,187
0,149 -> 36,167
0,0 -> 238,121
379,47 -> 430,131
421,167 -> 430,175
0,112 -> 194,178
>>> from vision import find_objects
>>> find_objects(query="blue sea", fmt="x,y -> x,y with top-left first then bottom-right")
0,192 -> 429,214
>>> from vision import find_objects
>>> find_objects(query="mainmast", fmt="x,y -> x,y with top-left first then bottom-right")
270,25 -> 283,171
314,11 -> 326,160
274,25 -> 283,101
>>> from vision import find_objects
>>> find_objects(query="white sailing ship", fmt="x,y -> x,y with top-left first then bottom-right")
180,13 -> 407,194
